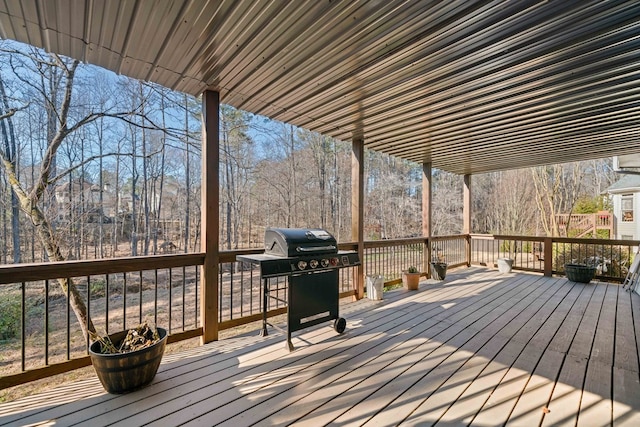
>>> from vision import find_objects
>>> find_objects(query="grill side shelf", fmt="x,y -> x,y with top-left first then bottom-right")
236,254 -> 293,278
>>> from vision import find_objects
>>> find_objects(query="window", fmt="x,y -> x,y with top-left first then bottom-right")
622,194 -> 634,222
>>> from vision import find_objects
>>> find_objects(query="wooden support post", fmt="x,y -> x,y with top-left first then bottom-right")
543,237 -> 553,277
463,174 -> 472,266
422,162 -> 432,276
352,138 -> 364,299
200,90 -> 220,344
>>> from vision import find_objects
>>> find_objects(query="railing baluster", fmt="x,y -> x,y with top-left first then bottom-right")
123,272 -> 127,330
182,266 -> 186,330
66,277 -> 70,361
106,274 -> 110,334
86,275 -> 91,352
240,264 -> 244,318
139,270 -> 143,324
21,281 -> 25,371
45,279 -> 49,366
154,269 -> 158,326
195,266 -> 199,328
218,266 -> 223,322
248,265 -> 253,317
169,268 -> 173,333
229,263 -> 235,319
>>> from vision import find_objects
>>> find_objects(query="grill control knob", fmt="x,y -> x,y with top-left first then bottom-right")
297,260 -> 308,270
309,259 -> 319,269
321,258 -> 329,268
330,257 -> 339,266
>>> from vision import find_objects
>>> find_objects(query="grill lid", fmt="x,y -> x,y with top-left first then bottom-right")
265,228 -> 337,257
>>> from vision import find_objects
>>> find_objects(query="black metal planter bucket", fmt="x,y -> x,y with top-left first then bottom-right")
430,262 -> 447,280
89,327 -> 167,394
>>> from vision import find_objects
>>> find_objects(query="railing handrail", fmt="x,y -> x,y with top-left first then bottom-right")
4,233 -> 638,284
0,253 -> 206,285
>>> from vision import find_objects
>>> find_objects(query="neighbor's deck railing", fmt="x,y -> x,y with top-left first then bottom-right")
1,234 -> 638,389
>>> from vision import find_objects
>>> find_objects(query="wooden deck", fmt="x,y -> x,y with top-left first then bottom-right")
2,268 -> 640,426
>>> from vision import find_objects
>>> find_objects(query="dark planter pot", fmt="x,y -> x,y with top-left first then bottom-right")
89,327 -> 167,394
430,262 -> 447,280
564,263 -> 596,283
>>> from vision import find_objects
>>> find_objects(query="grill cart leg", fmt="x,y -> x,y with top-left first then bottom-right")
286,331 -> 294,351
261,278 -> 269,337
287,277 -> 295,351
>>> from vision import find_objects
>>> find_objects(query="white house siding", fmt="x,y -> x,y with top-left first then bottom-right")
608,175 -> 640,241
612,195 -> 636,240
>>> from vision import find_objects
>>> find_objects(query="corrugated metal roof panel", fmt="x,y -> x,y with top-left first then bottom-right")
1,0 -> 640,174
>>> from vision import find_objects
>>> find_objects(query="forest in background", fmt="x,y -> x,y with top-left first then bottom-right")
0,41 -> 618,266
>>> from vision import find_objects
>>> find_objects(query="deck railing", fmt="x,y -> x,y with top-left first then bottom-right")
470,234 -> 639,281
1,234 -> 638,390
358,235 -> 468,285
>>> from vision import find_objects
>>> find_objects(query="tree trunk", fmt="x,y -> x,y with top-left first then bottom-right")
1,155 -> 96,336
183,93 -> 190,253
97,118 -> 105,258
130,124 -> 138,256
0,76 -> 21,262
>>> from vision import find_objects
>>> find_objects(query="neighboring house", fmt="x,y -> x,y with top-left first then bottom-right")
607,174 -> 640,240
54,180 -> 119,224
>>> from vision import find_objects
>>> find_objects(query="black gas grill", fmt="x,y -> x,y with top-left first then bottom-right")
237,228 -> 360,350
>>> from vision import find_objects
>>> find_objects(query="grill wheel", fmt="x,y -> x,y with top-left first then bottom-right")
334,317 -> 346,334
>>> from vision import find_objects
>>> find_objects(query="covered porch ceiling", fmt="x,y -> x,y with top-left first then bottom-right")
1,0 -> 640,175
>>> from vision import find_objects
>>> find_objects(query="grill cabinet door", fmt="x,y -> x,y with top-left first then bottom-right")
288,270 -> 339,332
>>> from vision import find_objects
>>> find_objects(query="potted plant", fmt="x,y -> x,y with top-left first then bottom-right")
497,257 -> 513,273
89,322 -> 167,394
497,240 -> 515,273
430,262 -> 447,280
402,266 -> 421,290
430,255 -> 447,280
564,262 -> 597,283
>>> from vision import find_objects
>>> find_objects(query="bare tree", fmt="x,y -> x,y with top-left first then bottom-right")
490,169 -> 536,234
302,130 -> 333,229
0,47 -> 159,339
0,75 -> 24,262
531,163 -> 585,237
220,105 -> 254,249
431,169 -> 463,236
0,51 -> 99,337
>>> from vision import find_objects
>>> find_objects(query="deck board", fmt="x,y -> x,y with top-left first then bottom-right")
198,272 -> 524,423
613,366 -> 640,427
1,268 -> 640,427
389,275 -> 560,425
542,355 -> 589,427
569,282 -> 607,360
615,288 -> 639,373
470,279 -> 575,426
578,283 -> 618,427
506,282 -> 592,426
591,284 -> 618,366
335,272 -> 547,426
156,272 -> 510,424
